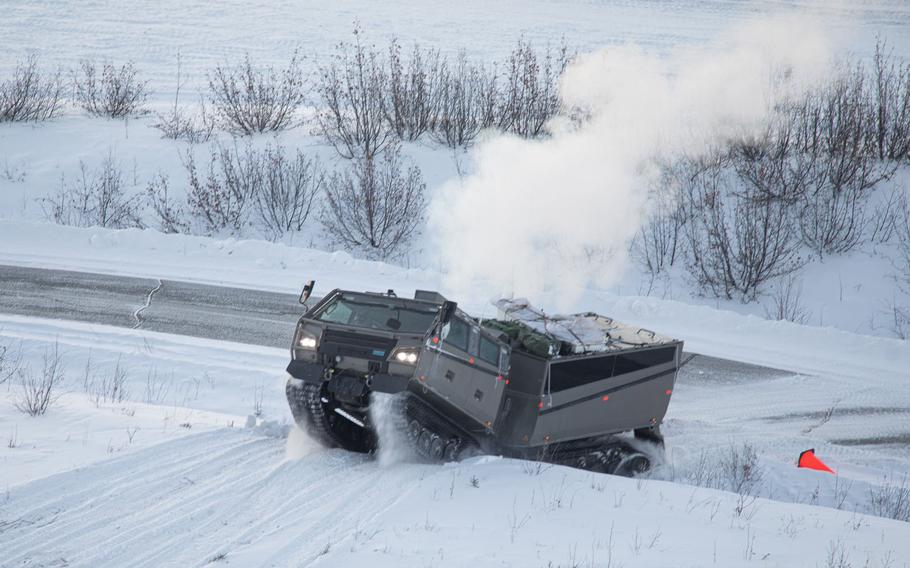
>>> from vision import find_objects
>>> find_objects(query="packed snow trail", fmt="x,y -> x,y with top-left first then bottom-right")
0,428 -> 422,567
2,427 -> 908,568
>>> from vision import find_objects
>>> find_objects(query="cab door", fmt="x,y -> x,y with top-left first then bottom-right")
463,327 -> 508,428
417,316 -> 473,408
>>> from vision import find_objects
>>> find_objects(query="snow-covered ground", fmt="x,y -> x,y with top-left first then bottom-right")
2,310 -> 909,565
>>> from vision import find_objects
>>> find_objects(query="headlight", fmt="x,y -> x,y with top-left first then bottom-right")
298,333 -> 318,349
391,348 -> 419,365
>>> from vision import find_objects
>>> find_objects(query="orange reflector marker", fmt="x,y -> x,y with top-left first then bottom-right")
496,375 -> 503,381
538,400 -> 544,410
601,395 -> 610,402
432,336 -> 439,344
468,357 -> 475,365
505,379 -> 510,385
665,389 -> 673,396
797,449 -> 835,474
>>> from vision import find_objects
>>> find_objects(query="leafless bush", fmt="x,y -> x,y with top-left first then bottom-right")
254,144 -> 324,240
824,539 -> 851,568
0,55 -> 65,122
432,52 -> 500,148
74,60 -> 149,118
634,163 -> 686,276
681,153 -> 803,300
792,68 -> 897,256
85,356 -> 130,406
145,172 -> 190,234
183,143 -> 259,235
0,337 -> 22,386
316,29 -> 394,159
207,51 -> 306,135
14,342 -> 64,417
870,39 -> 910,162
719,442 -> 764,497
868,474 -> 910,522
43,153 -> 144,229
498,39 -> 569,138
153,53 -> 214,143
321,144 -> 426,258
763,274 -> 811,324
385,40 -> 443,141
143,369 -> 171,404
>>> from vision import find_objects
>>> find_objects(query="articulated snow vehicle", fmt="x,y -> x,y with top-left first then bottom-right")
285,283 -> 683,475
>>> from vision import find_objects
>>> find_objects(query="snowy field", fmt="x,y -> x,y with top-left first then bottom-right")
2,1 -> 910,566
2,312 -> 909,566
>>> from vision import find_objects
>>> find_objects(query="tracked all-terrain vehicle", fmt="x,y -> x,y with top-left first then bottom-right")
285,283 -> 683,475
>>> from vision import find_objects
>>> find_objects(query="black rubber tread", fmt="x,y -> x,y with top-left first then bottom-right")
300,382 -> 375,453
402,394 -> 479,462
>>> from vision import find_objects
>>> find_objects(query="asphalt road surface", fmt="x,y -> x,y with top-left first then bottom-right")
0,264 -> 791,383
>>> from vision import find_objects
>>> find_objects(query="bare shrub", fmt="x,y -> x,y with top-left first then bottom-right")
385,40 -> 443,141
868,475 -> 910,522
14,342 -> 64,417
153,53 -> 214,143
207,51 -> 306,135
74,60 -> 149,118
0,55 -> 65,123
793,69 -> 898,256
321,144 -> 426,258
634,163 -> 686,277
183,143 -> 259,235
316,29 -> 394,159
143,369 -> 171,404
86,356 -> 129,406
0,337 -> 22,386
763,274 -> 811,324
145,172 -> 190,234
681,153 -> 803,300
433,53 -> 498,148
498,39 -> 569,138
870,39 -> 910,162
719,443 -> 763,496
254,144 -> 324,240
43,153 -> 144,229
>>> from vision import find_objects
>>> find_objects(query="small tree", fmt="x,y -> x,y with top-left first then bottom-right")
43,153 -> 144,229
145,172 -> 190,234
183,143 -> 260,235
384,40 -> 443,141
15,342 -> 64,417
254,144 -> 324,240
433,53 -> 497,148
74,60 -> 149,118
322,145 -> 426,258
498,39 -> 569,138
0,55 -> 65,123
681,153 -> 803,300
152,52 -> 214,143
207,51 -> 306,135
316,28 -> 394,159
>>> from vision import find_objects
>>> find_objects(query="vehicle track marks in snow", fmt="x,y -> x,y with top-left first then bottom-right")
0,428 -> 430,568
133,279 -> 163,329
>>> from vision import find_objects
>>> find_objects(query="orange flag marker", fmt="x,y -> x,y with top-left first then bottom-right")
797,448 -> 835,474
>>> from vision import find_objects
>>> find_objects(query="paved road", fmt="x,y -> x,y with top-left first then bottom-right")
0,264 -> 790,383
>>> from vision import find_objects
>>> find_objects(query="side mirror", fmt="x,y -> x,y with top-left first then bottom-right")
439,300 -> 458,326
299,280 -> 315,305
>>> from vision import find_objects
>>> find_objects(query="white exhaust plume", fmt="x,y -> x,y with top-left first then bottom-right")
429,17 -> 832,307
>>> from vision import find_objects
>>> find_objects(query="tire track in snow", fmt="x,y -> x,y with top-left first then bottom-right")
0,429 -> 431,568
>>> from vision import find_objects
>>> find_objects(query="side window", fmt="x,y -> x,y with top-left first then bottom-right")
469,327 -> 480,356
443,318 -> 469,352
479,335 -> 500,366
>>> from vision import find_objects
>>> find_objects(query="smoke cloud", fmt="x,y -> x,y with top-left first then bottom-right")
429,17 -> 832,307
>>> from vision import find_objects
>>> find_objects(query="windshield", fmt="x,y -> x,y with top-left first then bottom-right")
314,293 -> 440,334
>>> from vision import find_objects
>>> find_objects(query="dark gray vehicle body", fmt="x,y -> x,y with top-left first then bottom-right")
285,288 -> 682,457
